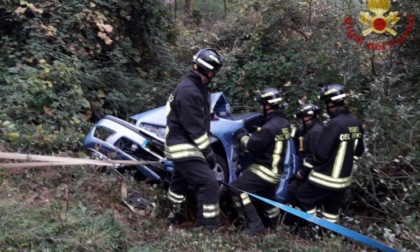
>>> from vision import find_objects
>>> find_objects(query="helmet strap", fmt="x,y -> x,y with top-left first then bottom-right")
303,116 -> 312,124
205,72 -> 213,82
262,105 -> 274,117
194,64 -> 213,83
301,116 -> 313,129
326,103 -> 336,116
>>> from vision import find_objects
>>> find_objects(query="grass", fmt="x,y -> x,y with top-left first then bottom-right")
0,165 -> 408,251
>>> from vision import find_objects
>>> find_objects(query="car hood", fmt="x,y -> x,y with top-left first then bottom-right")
130,92 -> 231,127
131,106 -> 166,127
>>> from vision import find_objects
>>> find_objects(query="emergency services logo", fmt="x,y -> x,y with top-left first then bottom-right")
343,0 -> 415,50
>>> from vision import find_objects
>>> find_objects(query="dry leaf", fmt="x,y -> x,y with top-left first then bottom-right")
28,3 -> 43,14
98,89 -> 106,98
98,31 -> 107,40
15,6 -> 27,14
102,24 -> 113,33
104,37 -> 113,45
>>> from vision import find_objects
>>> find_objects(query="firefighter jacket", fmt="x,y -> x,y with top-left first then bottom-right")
295,119 -> 323,178
164,70 -> 215,164
239,110 -> 291,184
305,108 -> 365,190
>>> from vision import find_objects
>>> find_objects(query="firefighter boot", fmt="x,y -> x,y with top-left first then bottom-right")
197,217 -> 220,232
267,215 -> 280,231
282,212 -> 298,226
244,217 -> 266,236
242,201 -> 266,236
166,201 -> 187,226
265,207 -> 281,230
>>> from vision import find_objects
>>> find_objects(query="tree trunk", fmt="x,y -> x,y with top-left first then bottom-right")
175,0 -> 177,19
223,0 -> 227,19
184,0 -> 192,15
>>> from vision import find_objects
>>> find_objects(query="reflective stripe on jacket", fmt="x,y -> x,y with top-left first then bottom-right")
307,108 -> 365,190
165,70 -> 214,162
294,119 -> 323,178
241,111 -> 291,184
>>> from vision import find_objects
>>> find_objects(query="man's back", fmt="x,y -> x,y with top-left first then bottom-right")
308,108 -> 364,190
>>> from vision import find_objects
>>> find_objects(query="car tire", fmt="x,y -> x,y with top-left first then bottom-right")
213,153 -> 229,183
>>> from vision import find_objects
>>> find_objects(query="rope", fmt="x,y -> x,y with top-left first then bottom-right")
1,151 -> 399,251
0,151 -> 156,213
220,182 -> 399,252
0,151 -> 162,168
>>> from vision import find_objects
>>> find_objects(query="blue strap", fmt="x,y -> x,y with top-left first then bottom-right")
222,182 -> 399,252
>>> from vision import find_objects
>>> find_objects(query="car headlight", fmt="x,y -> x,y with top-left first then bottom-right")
139,123 -> 166,139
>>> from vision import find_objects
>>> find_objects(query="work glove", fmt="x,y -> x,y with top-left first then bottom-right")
204,148 -> 217,169
207,155 -> 216,169
233,128 -> 248,142
210,112 -> 219,121
295,170 -> 306,180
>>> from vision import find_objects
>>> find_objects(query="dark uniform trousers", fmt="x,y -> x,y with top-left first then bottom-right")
285,178 -> 306,207
293,109 -> 364,225
167,159 -> 220,227
282,178 -> 307,226
296,182 -> 345,224
230,170 -> 280,228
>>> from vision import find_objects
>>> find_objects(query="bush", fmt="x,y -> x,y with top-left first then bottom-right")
0,0 -> 179,152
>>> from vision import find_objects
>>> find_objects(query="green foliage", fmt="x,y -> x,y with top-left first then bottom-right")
0,167 -> 126,250
212,0 -> 370,116
0,0 -> 419,249
179,1 -> 419,249
0,166 -> 373,251
0,0 -> 179,152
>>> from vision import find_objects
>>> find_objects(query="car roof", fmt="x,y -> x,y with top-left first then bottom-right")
130,92 -> 229,127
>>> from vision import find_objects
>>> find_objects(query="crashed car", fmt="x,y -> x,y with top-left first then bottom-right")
83,92 -> 299,202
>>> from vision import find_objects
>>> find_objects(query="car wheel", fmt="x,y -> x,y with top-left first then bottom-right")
213,153 -> 228,183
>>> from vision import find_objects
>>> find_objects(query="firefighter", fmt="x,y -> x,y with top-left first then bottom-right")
295,84 -> 365,226
165,48 -> 224,229
282,103 -> 323,226
285,103 -> 323,206
231,87 -> 291,236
